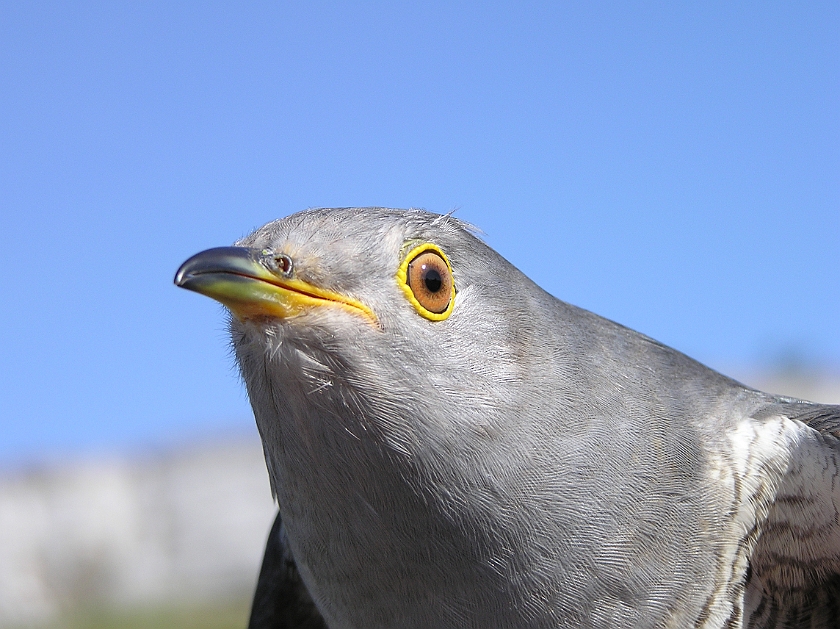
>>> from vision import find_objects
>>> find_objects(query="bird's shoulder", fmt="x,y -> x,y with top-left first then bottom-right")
740,399 -> 840,628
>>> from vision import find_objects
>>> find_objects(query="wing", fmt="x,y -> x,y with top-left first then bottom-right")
745,402 -> 840,629
248,511 -> 329,629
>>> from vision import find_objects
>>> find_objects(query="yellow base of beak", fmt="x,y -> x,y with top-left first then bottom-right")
175,247 -> 377,325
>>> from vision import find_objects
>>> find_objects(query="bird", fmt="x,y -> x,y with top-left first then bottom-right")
175,207 -> 840,629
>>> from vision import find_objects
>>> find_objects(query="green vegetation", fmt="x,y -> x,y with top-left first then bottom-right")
49,598 -> 251,629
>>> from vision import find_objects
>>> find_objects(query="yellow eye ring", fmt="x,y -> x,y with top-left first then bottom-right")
396,243 -> 456,321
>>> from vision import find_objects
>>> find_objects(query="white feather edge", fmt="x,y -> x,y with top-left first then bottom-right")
703,414 -> 840,627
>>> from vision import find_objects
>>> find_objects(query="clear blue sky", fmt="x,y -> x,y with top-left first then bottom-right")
1,3 -> 837,468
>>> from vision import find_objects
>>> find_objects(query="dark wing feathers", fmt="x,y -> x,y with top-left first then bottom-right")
789,402 -> 840,439
248,511 -> 328,629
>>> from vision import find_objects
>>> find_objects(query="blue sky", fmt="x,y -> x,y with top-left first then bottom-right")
1,2 -> 837,468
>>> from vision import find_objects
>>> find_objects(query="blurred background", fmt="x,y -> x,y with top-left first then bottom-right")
1,2 -> 837,627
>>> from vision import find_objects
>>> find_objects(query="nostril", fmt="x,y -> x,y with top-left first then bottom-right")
275,254 -> 293,275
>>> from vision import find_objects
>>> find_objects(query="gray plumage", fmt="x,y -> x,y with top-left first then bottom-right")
176,207 -> 840,629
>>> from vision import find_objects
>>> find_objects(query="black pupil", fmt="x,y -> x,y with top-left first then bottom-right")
422,266 -> 442,292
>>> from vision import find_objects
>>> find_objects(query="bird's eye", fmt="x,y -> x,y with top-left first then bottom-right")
397,244 -> 455,320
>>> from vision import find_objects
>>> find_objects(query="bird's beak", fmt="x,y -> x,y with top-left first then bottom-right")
174,246 -> 377,325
